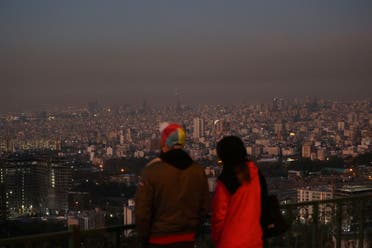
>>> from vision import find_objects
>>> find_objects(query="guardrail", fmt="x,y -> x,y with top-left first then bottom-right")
0,224 -> 137,248
0,195 -> 371,248
267,194 -> 372,248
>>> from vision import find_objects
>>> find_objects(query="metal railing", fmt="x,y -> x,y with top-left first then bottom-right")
0,224 -> 137,248
266,194 -> 372,248
0,195 -> 371,248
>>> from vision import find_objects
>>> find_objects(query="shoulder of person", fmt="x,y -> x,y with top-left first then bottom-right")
246,160 -> 258,168
141,158 -> 164,177
189,162 -> 206,173
145,157 -> 162,167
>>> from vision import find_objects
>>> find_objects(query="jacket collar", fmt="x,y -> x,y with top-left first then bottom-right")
160,149 -> 193,170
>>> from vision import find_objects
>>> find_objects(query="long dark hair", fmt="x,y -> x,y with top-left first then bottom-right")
217,136 -> 250,194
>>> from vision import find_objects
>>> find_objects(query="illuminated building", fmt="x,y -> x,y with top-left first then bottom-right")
0,156 -> 72,217
302,142 -> 312,158
0,179 -> 7,220
123,199 -> 135,237
193,117 -> 204,139
297,187 -> 333,223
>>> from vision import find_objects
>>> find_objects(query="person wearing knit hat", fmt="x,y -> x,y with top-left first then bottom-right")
136,122 -> 209,248
160,122 -> 186,151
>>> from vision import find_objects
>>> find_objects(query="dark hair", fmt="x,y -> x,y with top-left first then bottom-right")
217,136 -> 250,194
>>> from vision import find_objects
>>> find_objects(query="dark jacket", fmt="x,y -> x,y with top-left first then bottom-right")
135,149 -> 210,243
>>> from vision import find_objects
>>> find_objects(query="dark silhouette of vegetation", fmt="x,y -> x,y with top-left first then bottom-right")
292,157 -> 345,172
257,162 -> 288,177
353,152 -> 372,166
103,158 -> 148,175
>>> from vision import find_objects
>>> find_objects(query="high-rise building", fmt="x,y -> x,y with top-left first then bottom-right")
0,180 -> 7,220
123,199 -> 135,237
120,134 -> 125,146
298,187 -> 333,202
106,146 -> 113,157
347,112 -> 357,123
302,142 -> 312,158
126,128 -> 132,142
6,138 -> 14,153
0,159 -> 49,217
297,187 -> 333,223
317,149 -> 326,161
47,162 -> 72,212
0,156 -> 72,217
193,117 -> 204,139
337,121 -> 345,131
274,122 -> 283,139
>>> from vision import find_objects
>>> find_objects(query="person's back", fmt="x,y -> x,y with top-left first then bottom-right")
211,136 -> 264,248
212,161 -> 262,247
135,123 -> 209,247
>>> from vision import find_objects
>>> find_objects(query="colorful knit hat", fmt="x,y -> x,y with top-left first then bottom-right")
160,123 -> 186,147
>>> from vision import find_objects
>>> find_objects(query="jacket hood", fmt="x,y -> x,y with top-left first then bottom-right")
160,149 -> 193,170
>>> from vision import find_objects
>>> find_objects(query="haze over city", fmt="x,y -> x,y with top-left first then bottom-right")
1,0 -> 372,113
1,1 -> 372,247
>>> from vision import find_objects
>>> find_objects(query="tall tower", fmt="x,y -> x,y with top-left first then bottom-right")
126,129 -> 132,142
119,130 -> 125,146
47,160 -> 72,212
175,88 -> 181,111
301,142 -> 312,158
193,117 -> 204,139
0,165 -> 7,220
274,122 -> 283,138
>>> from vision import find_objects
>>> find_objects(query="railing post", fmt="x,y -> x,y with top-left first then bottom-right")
286,205 -> 293,248
336,201 -> 342,248
358,199 -> 365,248
25,241 -> 32,248
312,202 -> 319,248
69,225 -> 80,248
115,228 -> 121,248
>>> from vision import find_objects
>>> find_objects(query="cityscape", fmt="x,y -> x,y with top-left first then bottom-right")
1,0 -> 372,247
0,98 -> 371,246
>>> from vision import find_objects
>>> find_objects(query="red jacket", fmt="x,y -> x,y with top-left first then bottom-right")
211,161 -> 263,248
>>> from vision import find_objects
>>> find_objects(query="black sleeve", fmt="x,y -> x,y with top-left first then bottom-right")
259,170 -> 290,239
258,170 -> 270,228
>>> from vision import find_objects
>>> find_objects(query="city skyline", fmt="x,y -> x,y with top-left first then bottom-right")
1,98 -> 371,222
1,0 -> 372,112
1,1 -> 372,246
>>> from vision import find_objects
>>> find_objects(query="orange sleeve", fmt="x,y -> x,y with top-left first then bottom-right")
211,180 -> 230,246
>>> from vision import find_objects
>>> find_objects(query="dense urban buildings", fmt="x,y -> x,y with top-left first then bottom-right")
1,98 -> 370,162
0,98 -> 371,243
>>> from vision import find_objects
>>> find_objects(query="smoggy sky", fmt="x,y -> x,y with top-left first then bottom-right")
1,0 -> 372,112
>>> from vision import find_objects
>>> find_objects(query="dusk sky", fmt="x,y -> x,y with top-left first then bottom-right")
1,0 -> 372,112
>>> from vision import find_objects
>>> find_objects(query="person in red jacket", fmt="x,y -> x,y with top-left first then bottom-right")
211,136 -> 265,248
